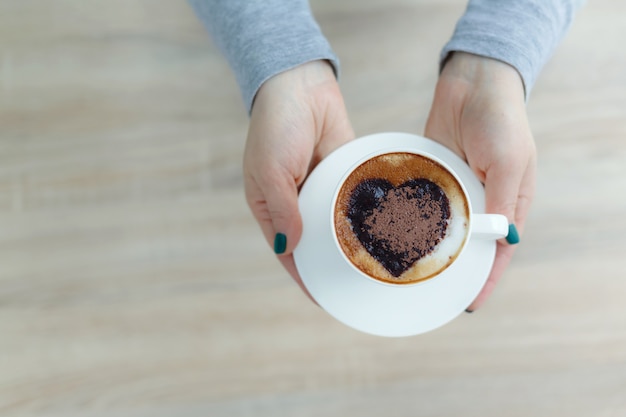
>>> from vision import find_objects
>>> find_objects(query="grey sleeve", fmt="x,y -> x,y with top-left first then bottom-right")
441,0 -> 585,98
188,0 -> 339,113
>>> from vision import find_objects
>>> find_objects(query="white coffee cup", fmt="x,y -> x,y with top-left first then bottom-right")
294,133 -> 508,336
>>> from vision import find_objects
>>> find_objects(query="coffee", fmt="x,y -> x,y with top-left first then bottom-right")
333,152 -> 470,284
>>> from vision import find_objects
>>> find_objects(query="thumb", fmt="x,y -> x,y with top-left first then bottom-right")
245,164 -> 303,257
265,168 -> 302,256
464,159 -> 523,312
465,143 -> 536,312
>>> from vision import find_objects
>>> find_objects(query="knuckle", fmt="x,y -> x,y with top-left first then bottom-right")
495,202 -> 518,219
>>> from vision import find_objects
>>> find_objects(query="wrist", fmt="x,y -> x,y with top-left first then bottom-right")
260,60 -> 336,94
252,60 -> 339,112
440,52 -> 525,102
293,59 -> 337,81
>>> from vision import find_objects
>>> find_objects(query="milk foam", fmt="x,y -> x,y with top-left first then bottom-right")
405,193 -> 469,281
334,152 -> 470,284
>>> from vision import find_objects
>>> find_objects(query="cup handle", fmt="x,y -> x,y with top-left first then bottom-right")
470,214 -> 509,240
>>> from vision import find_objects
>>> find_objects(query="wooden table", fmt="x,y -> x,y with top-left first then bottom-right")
1,1 -> 625,416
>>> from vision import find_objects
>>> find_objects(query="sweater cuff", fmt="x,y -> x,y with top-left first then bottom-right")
440,0 -> 584,100
189,0 -> 339,113
242,42 -> 339,114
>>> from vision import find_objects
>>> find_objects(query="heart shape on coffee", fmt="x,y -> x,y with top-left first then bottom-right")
347,178 -> 451,277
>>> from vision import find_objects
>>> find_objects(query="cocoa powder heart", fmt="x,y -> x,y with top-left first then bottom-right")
347,178 -> 450,277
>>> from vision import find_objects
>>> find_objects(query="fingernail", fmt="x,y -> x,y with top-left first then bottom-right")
465,308 -> 474,314
506,224 -> 520,245
273,233 -> 287,254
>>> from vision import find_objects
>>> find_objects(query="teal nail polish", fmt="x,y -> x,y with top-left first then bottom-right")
506,224 -> 520,245
274,233 -> 287,254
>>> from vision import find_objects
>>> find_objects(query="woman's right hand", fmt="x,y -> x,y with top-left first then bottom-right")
425,52 -> 537,312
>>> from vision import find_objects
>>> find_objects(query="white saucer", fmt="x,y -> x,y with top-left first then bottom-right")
293,133 -> 496,337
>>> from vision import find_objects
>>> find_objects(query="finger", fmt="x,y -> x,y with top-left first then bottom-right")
245,165 -> 303,257
245,177 -> 318,305
278,254 -> 318,305
467,242 -> 515,312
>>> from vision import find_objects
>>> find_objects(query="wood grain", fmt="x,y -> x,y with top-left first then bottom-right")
1,1 -> 625,416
